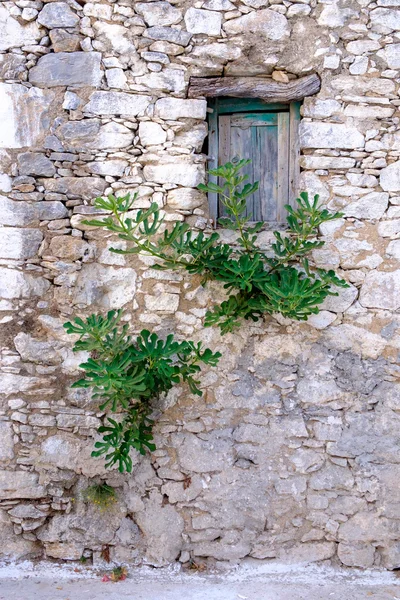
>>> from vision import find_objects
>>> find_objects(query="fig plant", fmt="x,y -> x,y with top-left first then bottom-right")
83,159 -> 348,334
64,310 -> 221,472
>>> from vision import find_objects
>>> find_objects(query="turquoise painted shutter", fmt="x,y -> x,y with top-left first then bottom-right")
207,99 -> 300,227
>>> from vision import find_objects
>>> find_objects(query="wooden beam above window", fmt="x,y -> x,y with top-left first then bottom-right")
188,73 -> 320,103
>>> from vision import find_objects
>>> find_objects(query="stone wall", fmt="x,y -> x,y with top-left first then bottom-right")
1,0 -> 400,570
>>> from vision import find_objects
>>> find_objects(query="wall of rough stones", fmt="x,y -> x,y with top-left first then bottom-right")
1,0 -> 400,570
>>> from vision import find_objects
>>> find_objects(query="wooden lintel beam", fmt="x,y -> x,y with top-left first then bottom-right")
188,73 -> 321,103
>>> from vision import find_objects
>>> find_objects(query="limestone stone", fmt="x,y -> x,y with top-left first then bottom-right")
0,175 -> 12,194
302,99 -> 341,119
0,84 -> 58,149
49,29 -> 82,53
0,268 -> 50,300
279,542 -> 336,564
309,464 -> 354,491
0,423 -> 14,461
144,292 -> 179,313
349,56 -> 369,75
299,122 -> 365,149
45,543 -> 84,561
359,270 -> 400,310
378,219 -> 400,237
339,512 -> 388,544
377,43 -> 400,68
321,284 -> 358,313
0,4 -> 41,51
41,177 -> 106,200
105,68 -> 128,89
167,188 -> 205,210
38,201 -> 68,221
0,228 -> 43,260
0,471 -> 46,500
14,333 -> 63,365
72,264 -> 137,309
330,75 -> 395,96
83,3 -> 113,20
84,92 -> 151,116
29,52 -> 103,88
370,8 -> 400,32
87,159 -> 128,176
135,491 -> 184,566
94,122 -> 134,149
136,2 -> 182,26
143,162 -> 204,187
307,311 -> 336,329
386,239 -> 400,259
145,26 -> 192,47
185,8 -> 222,36
343,192 -> 389,219
155,98 -> 207,120
323,324 -> 387,360
300,156 -> 356,170
36,433 -> 105,477
318,0 -> 358,26
380,161 -> 400,191
346,40 -> 381,54
37,2 -> 79,29
58,120 -> 133,150
138,122 -> 167,146
176,432 -> 234,473
0,197 -> 37,227
136,69 -> 185,94
224,8 -> 289,40
18,153 -> 56,177
0,54 -> 26,80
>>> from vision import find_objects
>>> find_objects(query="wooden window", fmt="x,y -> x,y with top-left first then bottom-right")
207,98 -> 301,227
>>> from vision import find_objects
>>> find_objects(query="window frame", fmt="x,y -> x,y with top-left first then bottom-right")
207,98 -> 301,228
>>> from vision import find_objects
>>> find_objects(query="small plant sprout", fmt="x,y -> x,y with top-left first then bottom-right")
82,483 -> 117,510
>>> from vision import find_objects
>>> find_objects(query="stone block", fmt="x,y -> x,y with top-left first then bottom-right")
299,122 -> 365,149
185,8 -> 222,36
144,292 -> 179,313
0,4 -> 41,51
138,122 -> 167,146
84,91 -> 152,116
0,54 -> 26,80
320,284 -> 358,313
29,52 -> 103,88
0,228 -> 43,259
155,98 -> 207,120
377,43 -> 400,69
0,84 -> 58,148
0,268 -> 50,299
136,2 -> 182,26
370,7 -> 400,33
0,197 -> 37,227
343,192 -> 389,219
0,423 -> 14,461
135,491 -> 184,566
87,159 -> 128,176
309,464 -> 355,491
279,542 -> 336,563
359,270 -> 400,311
49,29 -> 82,53
167,188 -> 206,210
143,162 -> 204,187
0,471 -> 46,500
45,542 -> 85,560
381,161 -> 400,191
145,26 -> 192,46
72,264 -> 137,309
14,332 -> 63,365
223,9 -> 289,40
41,177 -> 106,200
37,2 -> 79,29
18,153 -> 56,177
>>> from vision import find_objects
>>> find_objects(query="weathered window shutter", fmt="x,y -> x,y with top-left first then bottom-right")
207,98 -> 301,227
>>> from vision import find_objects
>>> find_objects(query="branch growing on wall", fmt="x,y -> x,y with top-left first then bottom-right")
188,73 -> 321,103
82,159 -> 347,335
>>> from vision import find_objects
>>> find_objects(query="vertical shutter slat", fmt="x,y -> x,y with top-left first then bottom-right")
207,100 -> 219,226
289,102 -> 301,207
259,123 -> 278,222
277,112 -> 290,222
218,115 -> 231,218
